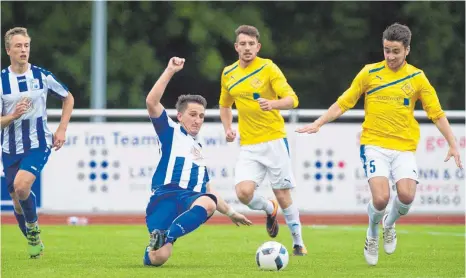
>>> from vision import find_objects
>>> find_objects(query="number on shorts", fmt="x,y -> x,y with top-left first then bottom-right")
369,160 -> 376,173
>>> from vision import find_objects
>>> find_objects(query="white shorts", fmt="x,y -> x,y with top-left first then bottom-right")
359,145 -> 419,184
234,138 -> 295,190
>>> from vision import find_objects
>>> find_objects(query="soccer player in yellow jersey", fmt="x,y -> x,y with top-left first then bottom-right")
219,25 -> 307,256
297,23 -> 463,266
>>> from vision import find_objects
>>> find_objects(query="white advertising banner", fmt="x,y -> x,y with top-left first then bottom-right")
292,123 -> 465,214
35,122 -> 465,214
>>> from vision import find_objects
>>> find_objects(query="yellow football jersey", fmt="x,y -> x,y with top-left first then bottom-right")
219,57 -> 299,146
337,60 -> 445,152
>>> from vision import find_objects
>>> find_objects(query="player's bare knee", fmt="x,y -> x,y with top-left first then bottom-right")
151,257 -> 168,267
235,181 -> 255,204
396,179 -> 417,205
203,198 -> 217,216
372,194 -> 389,210
149,250 -> 170,267
193,196 -> 216,215
397,193 -> 414,205
13,181 -> 31,200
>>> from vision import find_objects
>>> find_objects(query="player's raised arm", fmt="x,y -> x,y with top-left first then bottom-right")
146,57 -> 185,118
296,66 -> 368,134
418,72 -> 463,169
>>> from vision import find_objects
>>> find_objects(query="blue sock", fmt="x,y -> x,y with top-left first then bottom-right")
19,191 -> 38,224
166,205 -> 208,244
14,211 -> 27,237
143,247 -> 152,266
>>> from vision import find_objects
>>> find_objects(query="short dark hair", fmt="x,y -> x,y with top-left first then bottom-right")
235,25 -> 260,41
175,94 -> 207,113
382,23 -> 411,48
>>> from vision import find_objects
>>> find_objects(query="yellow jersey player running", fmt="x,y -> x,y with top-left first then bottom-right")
219,25 -> 307,256
296,23 -> 463,266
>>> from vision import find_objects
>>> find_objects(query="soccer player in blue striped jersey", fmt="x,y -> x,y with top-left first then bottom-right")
142,57 -> 252,267
1,27 -> 74,258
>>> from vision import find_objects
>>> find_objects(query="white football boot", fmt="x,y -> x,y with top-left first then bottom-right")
382,213 -> 397,254
364,229 -> 379,266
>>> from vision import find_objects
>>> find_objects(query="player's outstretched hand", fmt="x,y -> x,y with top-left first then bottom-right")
444,146 -> 463,169
167,57 -> 185,73
225,128 -> 237,142
229,212 -> 253,227
295,121 -> 321,134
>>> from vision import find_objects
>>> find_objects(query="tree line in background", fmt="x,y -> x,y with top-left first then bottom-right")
2,1 -> 464,110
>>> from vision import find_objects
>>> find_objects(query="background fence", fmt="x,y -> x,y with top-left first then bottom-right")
2,109 -> 463,216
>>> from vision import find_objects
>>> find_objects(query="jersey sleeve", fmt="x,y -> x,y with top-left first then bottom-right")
45,72 -> 69,100
418,72 -> 445,121
150,109 -> 175,135
336,66 -> 368,112
219,69 -> 235,108
269,62 -> 299,108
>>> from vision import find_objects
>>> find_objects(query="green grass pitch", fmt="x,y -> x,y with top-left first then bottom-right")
1,224 -> 464,277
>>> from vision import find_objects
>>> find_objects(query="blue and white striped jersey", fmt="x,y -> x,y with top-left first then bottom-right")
0,64 -> 69,155
150,110 -> 210,193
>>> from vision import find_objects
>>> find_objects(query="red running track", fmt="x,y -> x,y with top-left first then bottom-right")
1,213 -> 464,225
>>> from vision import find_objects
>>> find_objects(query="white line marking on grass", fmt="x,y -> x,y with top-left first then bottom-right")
307,225 -> 465,237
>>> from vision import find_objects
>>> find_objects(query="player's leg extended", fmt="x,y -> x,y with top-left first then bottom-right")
382,151 -> 418,255
145,192 -> 217,266
367,177 -> 390,237
14,170 -> 42,258
272,188 -> 306,256
144,192 -> 179,267
2,156 -> 27,237
234,147 -> 277,236
267,138 -> 305,255
16,148 -> 51,258
166,195 -> 217,244
361,145 -> 391,266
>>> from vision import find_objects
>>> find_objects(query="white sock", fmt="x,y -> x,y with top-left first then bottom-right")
282,203 -> 304,247
385,196 -> 411,227
367,201 -> 384,238
247,193 -> 274,215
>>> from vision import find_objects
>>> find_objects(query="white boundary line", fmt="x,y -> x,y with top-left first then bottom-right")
307,225 -> 465,237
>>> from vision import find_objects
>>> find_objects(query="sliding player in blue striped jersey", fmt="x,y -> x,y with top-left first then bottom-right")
143,57 -> 252,267
1,27 -> 74,258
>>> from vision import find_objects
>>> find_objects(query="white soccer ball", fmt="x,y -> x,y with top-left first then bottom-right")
255,241 -> 289,271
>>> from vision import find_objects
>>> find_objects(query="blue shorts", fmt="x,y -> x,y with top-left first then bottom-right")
2,147 -> 51,193
145,184 -> 217,232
